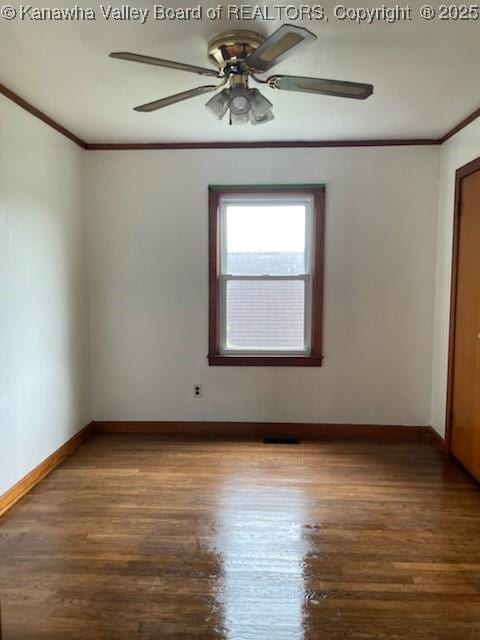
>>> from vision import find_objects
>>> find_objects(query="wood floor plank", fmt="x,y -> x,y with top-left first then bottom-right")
0,434 -> 479,639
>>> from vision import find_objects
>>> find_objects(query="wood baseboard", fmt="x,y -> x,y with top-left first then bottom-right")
427,426 -> 447,452
0,422 -> 94,517
94,420 -> 436,443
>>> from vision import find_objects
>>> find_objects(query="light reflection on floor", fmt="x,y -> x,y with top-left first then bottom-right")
213,474 -> 310,640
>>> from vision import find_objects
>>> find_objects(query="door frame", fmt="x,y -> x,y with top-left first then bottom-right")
445,155 -> 480,453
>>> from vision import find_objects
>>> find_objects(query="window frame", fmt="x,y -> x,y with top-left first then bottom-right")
208,185 -> 325,367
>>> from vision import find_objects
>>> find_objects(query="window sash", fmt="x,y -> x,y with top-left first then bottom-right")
218,196 -> 314,355
220,196 -> 313,277
219,274 -> 312,355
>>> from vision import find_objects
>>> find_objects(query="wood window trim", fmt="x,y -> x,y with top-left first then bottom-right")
208,185 -> 325,367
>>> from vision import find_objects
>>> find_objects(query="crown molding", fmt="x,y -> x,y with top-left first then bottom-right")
439,105 -> 480,144
1,80 -> 479,150
0,82 -> 86,149
85,139 -> 440,150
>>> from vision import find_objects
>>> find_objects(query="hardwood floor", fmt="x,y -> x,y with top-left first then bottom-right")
1,434 -> 480,639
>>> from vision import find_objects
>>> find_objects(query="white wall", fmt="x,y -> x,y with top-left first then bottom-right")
430,120 -> 480,436
0,95 -> 91,495
86,147 -> 439,426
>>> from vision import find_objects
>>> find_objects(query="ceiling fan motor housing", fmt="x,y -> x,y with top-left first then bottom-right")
208,30 -> 266,72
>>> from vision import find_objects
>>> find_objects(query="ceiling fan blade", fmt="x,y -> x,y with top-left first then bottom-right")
268,75 -> 374,100
244,25 -> 316,72
134,85 -> 217,112
110,52 -> 220,77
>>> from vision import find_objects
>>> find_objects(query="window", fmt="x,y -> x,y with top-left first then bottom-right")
208,186 -> 325,366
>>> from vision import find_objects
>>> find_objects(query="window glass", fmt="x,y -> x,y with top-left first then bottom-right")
224,204 -> 306,275
225,279 -> 306,351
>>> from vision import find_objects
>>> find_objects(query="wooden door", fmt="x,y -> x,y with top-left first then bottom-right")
450,167 -> 480,480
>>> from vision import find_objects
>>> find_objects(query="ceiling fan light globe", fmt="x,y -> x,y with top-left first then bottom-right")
249,89 -> 273,118
229,87 -> 251,115
250,109 -> 275,125
205,89 -> 230,120
230,111 -> 250,125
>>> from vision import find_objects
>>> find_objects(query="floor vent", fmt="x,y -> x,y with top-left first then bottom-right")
262,437 -> 300,445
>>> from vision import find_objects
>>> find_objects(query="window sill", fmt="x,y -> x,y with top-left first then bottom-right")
207,354 -> 323,367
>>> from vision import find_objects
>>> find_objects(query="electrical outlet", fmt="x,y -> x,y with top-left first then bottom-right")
193,384 -> 202,398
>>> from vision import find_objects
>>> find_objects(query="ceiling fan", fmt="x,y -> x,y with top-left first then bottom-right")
110,25 -> 374,126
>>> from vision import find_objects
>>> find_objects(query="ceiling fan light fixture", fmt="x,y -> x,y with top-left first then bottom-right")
205,88 -> 230,120
230,111 -> 250,125
229,86 -> 251,116
250,109 -> 275,125
249,88 -> 273,118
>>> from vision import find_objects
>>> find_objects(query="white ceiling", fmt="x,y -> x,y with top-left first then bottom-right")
1,1 -> 480,143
